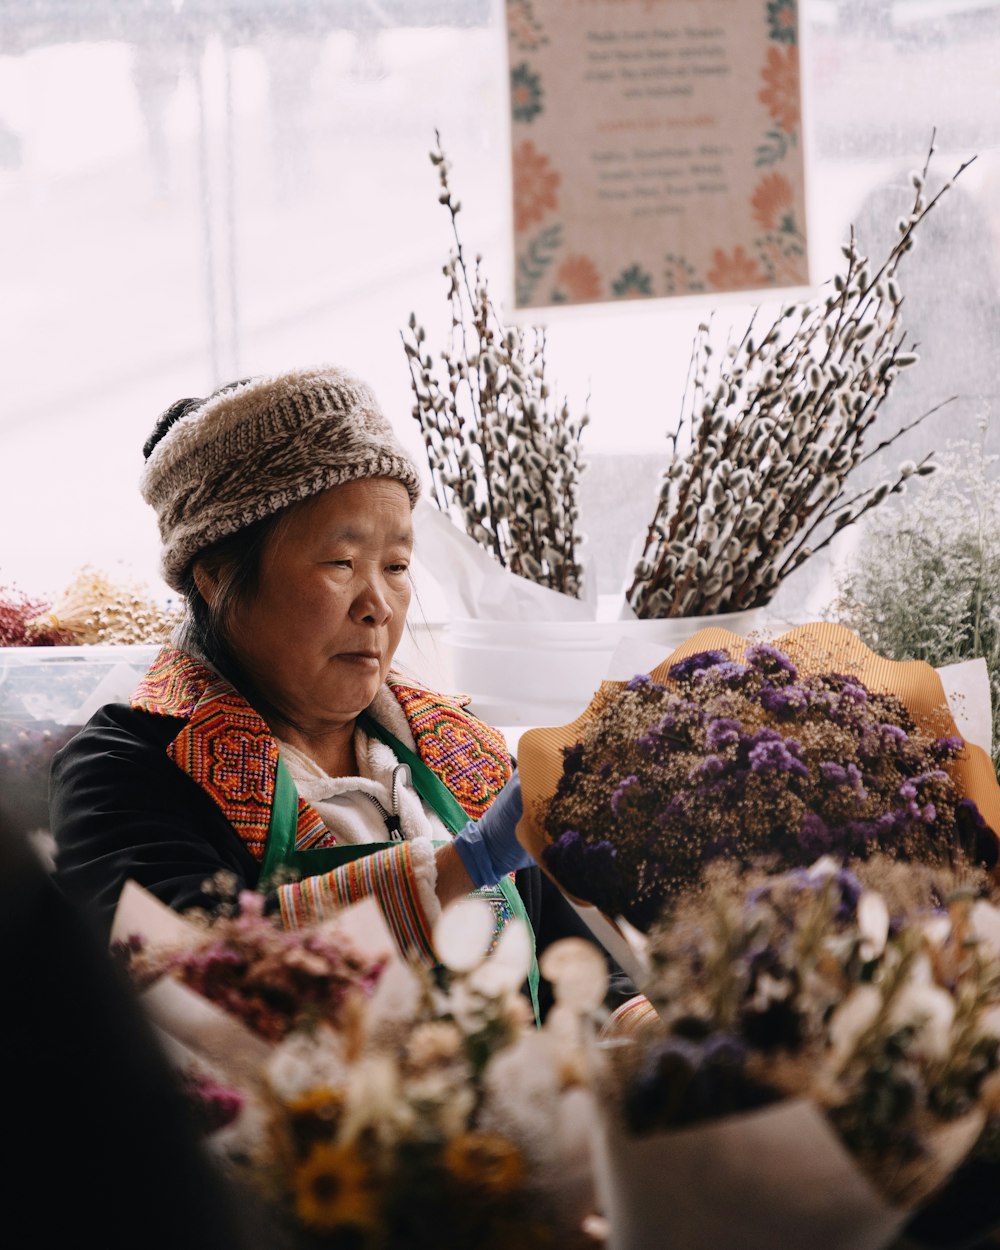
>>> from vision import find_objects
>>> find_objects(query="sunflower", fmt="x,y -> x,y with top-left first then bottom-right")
282,1084 -> 345,1157
441,1131 -> 524,1197
292,1141 -> 381,1242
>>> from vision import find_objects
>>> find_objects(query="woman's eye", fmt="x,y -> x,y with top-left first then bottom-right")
387,563 -> 409,574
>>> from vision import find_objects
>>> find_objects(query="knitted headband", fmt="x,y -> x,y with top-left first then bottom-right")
141,366 -> 422,591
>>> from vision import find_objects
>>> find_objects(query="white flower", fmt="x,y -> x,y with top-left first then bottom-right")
806,856 -> 842,881
405,1020 -> 464,1070
371,957 -> 424,1020
857,891 -> 890,959
338,1054 -> 415,1149
468,917 -> 533,1000
970,901 -> 1000,957
266,1024 -> 347,1101
434,897 -> 496,972
829,984 -> 882,1062
921,914 -> 953,948
539,938 -> 609,1012
404,1071 -> 475,1138
891,956 -> 956,1060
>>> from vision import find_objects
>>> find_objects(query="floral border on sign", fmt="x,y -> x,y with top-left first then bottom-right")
507,0 -> 808,306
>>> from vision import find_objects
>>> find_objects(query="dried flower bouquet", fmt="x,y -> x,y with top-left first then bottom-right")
627,137 -> 973,619
516,622 -> 1000,935
591,856 -> 1000,1250
114,886 -> 606,1250
403,133 -> 588,599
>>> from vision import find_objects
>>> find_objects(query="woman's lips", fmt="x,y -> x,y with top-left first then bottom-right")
336,651 -> 380,667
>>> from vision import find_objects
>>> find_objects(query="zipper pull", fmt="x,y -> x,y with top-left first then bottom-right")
386,763 -> 410,840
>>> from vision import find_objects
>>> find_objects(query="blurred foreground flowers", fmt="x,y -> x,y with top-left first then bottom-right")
114,885 -> 606,1249
591,856 -> 1000,1250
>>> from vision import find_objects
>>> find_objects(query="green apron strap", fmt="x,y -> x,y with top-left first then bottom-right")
357,710 -> 471,835
495,872 -> 541,1023
358,711 -> 541,1025
261,754 -> 301,881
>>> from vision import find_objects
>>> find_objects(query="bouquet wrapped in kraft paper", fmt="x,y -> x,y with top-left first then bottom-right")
516,621 -> 1000,1250
516,622 -> 1000,945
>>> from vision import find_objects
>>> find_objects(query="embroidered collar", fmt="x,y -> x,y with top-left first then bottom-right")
132,647 -> 514,859
132,647 -> 326,861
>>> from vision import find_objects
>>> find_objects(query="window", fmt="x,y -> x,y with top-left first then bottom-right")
2,0 -> 998,620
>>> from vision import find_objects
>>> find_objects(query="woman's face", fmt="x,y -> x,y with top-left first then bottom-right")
219,477 -> 413,734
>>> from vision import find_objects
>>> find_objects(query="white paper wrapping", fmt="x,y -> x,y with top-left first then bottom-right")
412,498 -> 596,622
592,1099 -> 910,1250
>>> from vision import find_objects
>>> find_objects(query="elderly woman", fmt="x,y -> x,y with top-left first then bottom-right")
51,366 -> 599,1015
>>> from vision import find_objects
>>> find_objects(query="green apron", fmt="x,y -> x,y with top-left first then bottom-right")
261,710 -> 541,1024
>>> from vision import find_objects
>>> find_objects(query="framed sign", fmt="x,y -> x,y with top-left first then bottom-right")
504,0 -> 809,309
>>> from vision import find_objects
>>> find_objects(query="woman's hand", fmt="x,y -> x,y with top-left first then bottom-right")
449,771 -> 534,890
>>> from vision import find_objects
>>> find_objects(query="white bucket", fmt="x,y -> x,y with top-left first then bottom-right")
444,607 -> 768,727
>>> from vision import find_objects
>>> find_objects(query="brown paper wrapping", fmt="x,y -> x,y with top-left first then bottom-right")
516,622 -> 1000,913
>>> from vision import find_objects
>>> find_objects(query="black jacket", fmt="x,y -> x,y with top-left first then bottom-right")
50,701 -> 633,1016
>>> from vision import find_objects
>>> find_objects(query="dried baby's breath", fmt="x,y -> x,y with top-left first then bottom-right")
26,565 -> 182,645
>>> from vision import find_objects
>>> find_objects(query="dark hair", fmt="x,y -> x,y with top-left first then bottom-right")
177,508 -> 302,732
142,378 -> 253,461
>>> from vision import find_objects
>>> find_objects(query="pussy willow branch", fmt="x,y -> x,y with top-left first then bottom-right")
627,135 -> 973,619
403,134 -> 588,597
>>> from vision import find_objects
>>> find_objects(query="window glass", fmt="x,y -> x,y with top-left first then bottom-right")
1,0 -> 998,618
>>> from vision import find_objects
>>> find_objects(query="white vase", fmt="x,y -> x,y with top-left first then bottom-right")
442,606 -> 769,727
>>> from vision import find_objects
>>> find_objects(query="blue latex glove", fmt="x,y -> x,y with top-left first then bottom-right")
452,770 -> 534,889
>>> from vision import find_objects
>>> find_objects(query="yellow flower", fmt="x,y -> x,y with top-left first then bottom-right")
287,1085 -> 344,1120
284,1085 -> 346,1157
292,1142 -> 381,1239
442,1131 -> 524,1196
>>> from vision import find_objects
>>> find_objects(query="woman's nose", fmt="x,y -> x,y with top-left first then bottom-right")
351,576 -> 392,625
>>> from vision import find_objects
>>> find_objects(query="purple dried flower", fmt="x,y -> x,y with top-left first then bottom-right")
746,643 -> 798,685
840,819 -> 880,849
798,813 -> 832,858
637,698 -> 703,758
759,684 -> 809,720
542,830 -> 623,914
668,649 -> 731,682
706,718 -> 742,751
694,660 -> 751,689
746,733 -> 809,781
930,735 -> 965,762
820,761 -> 848,787
688,754 -> 728,783
611,774 -> 640,817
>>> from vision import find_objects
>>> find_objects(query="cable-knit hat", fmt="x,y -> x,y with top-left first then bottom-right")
141,366 -> 422,591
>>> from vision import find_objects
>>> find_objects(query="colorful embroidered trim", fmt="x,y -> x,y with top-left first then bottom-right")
386,675 -> 513,821
601,995 -> 661,1038
133,651 -> 511,864
133,647 -> 328,862
276,842 -> 436,964
132,646 -> 210,719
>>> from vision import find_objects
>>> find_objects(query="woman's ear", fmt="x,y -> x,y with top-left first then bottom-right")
192,560 -> 221,608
